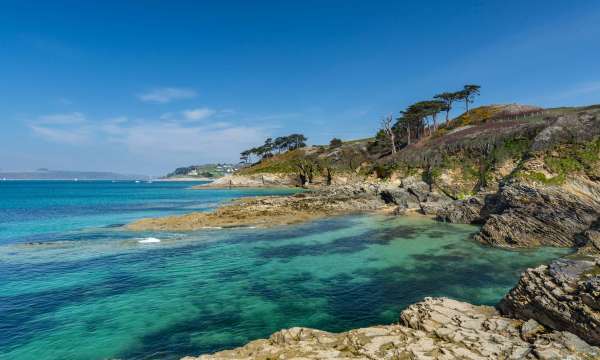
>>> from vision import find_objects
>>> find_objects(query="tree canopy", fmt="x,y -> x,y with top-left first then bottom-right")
240,134 -> 308,163
374,84 -> 482,153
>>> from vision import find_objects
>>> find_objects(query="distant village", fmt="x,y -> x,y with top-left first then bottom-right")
165,163 -> 244,179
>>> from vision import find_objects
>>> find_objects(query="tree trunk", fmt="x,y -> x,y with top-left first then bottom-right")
326,168 -> 332,186
390,131 -> 396,154
407,125 -> 411,145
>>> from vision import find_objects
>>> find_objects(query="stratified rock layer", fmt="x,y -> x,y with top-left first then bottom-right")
498,256 -> 600,346
474,179 -> 600,248
184,297 -> 599,360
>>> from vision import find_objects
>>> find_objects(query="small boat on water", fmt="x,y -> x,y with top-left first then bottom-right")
135,180 -> 140,183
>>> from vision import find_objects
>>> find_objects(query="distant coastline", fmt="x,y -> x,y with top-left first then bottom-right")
156,177 -> 213,182
0,169 -> 149,181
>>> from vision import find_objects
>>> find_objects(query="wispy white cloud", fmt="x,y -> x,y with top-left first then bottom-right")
29,112 -> 90,144
137,87 -> 197,104
28,112 -> 269,162
181,107 -> 216,121
29,124 -> 90,144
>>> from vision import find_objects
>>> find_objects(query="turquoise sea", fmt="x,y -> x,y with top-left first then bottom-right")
0,181 -> 570,360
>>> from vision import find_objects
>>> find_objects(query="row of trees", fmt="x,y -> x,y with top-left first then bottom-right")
380,84 -> 481,153
240,134 -> 307,163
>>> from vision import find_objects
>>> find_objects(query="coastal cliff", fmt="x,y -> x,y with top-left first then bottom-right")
184,257 -> 600,359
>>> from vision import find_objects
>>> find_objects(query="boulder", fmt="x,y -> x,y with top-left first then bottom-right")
498,256 -> 600,346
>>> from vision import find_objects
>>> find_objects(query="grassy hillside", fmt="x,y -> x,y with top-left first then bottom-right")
235,104 -> 600,195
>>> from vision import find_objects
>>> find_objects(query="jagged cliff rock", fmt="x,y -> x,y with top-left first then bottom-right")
474,178 -> 600,248
498,256 -> 600,347
184,297 -> 599,360
435,107 -> 600,250
436,193 -> 501,224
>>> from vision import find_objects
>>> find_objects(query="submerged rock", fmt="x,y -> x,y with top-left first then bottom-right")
184,297 -> 599,359
498,256 -> 600,346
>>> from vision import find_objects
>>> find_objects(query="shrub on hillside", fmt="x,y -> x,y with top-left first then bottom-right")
329,138 -> 343,148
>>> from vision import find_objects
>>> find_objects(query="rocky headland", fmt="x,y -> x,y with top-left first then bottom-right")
128,104 -> 600,358
130,105 -> 600,255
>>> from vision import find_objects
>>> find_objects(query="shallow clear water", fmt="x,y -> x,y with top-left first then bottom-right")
0,181 -> 570,360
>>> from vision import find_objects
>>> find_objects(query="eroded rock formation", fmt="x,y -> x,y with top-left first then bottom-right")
498,256 -> 600,346
184,297 -> 599,360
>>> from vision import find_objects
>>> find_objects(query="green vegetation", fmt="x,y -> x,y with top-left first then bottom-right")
521,171 -> 565,186
329,138 -> 343,148
491,138 -> 531,164
540,138 -> 600,181
511,137 -> 600,186
377,84 -> 481,153
240,134 -> 307,163
167,164 -> 238,178
237,149 -> 307,175
229,80 -> 599,195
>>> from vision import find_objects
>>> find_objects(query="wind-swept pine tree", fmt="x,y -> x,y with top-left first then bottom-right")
433,92 -> 461,123
457,84 -> 481,113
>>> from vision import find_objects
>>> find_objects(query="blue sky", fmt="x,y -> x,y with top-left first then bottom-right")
1,1 -> 599,175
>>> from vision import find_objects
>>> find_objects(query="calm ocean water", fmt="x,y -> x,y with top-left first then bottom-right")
0,181 -> 570,360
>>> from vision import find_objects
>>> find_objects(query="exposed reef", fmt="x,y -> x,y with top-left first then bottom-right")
127,184 -> 391,231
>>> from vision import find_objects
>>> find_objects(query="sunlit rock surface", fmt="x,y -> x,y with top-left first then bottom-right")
185,297 -> 599,360
499,256 -> 600,346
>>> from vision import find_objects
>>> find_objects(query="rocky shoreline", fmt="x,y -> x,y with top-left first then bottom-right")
184,255 -> 600,360
128,171 -> 600,256
125,174 -> 600,358
127,184 -> 392,231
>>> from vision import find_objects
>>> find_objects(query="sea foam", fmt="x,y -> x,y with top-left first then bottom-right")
137,237 -> 161,243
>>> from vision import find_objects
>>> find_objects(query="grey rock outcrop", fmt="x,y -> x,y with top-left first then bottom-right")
436,193 -> 501,224
379,179 -> 453,216
474,179 -> 600,248
530,110 -> 600,153
435,176 -> 600,250
498,256 -> 600,346
185,297 -> 599,360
